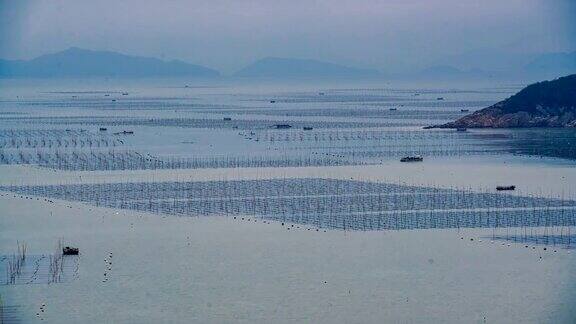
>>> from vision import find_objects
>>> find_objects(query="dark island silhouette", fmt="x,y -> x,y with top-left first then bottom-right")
434,74 -> 576,128
0,47 -> 219,78
235,57 -> 380,78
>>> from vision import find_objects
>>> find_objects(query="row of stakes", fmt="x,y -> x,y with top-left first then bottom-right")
103,252 -> 113,283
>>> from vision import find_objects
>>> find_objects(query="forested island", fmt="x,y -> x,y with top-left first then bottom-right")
436,74 -> 576,128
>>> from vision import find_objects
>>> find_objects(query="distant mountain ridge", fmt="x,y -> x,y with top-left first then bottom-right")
524,52 -> 576,77
411,65 -> 492,80
0,47 -> 219,77
423,51 -> 576,80
2,48 -> 574,80
235,57 -> 380,78
435,74 -> 576,128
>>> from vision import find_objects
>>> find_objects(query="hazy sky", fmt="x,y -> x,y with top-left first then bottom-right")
1,0 -> 575,73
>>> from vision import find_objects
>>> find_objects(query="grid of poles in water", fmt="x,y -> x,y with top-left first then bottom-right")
1,240 -> 79,286
247,129 -> 505,158
0,149 -> 503,171
0,295 -> 20,324
0,127 -> 508,170
1,115 -> 420,129
0,129 -> 122,149
1,83 -> 574,170
193,107 -> 478,119
0,150 -> 361,170
1,255 -> 78,286
4,179 -> 576,233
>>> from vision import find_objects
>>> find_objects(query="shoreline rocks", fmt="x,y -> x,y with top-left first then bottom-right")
432,74 -> 576,128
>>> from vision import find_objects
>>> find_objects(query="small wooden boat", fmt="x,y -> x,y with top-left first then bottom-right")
114,130 -> 134,135
496,185 -> 516,191
400,156 -> 423,162
63,246 -> 79,255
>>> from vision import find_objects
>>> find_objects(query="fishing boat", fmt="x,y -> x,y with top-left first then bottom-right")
400,156 -> 423,162
63,246 -> 79,255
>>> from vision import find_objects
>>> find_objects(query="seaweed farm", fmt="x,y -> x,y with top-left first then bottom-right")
1,84 -> 575,176
2,81 -> 576,236
1,79 -> 576,323
4,179 -> 576,234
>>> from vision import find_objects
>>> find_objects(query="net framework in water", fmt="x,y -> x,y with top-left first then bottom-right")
4,178 -> 576,236
1,240 -> 79,286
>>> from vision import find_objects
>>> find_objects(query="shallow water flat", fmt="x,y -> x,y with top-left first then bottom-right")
1,194 -> 576,323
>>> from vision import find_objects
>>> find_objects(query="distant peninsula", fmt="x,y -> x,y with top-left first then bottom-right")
435,74 -> 576,128
0,47 -> 219,78
235,57 -> 380,78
